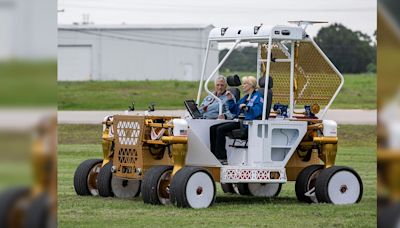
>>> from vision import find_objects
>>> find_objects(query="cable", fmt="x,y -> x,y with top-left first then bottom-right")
109,30 -> 204,44
61,28 -> 210,50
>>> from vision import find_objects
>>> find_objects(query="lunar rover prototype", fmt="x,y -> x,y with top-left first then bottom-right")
74,21 -> 363,208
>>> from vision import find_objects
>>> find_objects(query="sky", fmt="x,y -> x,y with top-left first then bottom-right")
58,0 -> 377,39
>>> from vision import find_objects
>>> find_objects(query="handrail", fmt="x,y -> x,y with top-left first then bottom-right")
204,39 -> 241,116
196,40 -> 211,105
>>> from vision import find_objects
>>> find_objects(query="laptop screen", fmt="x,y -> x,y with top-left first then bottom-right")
184,100 -> 203,119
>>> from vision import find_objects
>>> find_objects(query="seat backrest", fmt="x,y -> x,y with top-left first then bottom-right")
227,75 -> 241,101
228,88 -> 240,102
258,76 -> 273,119
258,76 -> 273,89
227,74 -> 241,87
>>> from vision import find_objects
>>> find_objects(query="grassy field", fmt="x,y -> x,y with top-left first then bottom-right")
58,73 -> 376,110
58,124 -> 376,227
0,61 -> 56,107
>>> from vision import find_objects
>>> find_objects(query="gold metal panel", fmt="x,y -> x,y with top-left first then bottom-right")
285,150 -> 320,181
112,115 -> 175,179
112,115 -> 145,179
262,41 -> 342,106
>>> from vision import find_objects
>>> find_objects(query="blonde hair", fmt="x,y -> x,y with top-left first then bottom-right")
242,76 -> 258,89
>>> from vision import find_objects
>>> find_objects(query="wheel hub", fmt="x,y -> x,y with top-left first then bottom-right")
87,163 -> 101,195
196,186 -> 203,195
340,185 -> 348,194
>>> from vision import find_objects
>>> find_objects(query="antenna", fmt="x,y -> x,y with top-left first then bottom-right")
82,14 -> 90,25
288,20 -> 328,31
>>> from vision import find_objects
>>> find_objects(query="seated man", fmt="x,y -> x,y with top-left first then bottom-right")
210,76 -> 263,163
198,75 -> 235,120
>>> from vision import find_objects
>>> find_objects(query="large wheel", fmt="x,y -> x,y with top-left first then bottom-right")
248,183 -> 282,197
0,187 -> 30,228
170,167 -> 216,208
236,183 -> 251,195
142,165 -> 173,205
73,159 -> 103,196
220,183 -> 239,194
378,203 -> 400,228
295,164 -> 324,203
315,166 -> 363,204
97,161 -> 114,197
24,193 -> 55,228
111,177 -> 141,199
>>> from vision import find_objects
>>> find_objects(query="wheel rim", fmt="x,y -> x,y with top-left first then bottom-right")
157,170 -> 172,205
87,163 -> 101,196
248,183 -> 280,197
185,172 -> 214,209
327,170 -> 361,204
111,177 -> 140,198
307,169 -> 322,203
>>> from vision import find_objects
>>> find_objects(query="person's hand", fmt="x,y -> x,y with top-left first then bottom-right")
226,91 -> 233,100
239,104 -> 247,110
217,114 -> 225,119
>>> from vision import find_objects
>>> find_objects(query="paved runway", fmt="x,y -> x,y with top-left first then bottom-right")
58,109 -> 377,125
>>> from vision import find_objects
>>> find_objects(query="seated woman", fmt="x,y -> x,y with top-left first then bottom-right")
209,76 -> 263,163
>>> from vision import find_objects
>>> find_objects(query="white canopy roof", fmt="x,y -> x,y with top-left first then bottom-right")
208,24 -> 306,42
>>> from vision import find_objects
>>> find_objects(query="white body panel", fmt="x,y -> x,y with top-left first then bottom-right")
185,119 -> 235,167
184,119 -> 307,183
322,120 -> 338,137
221,166 -> 287,183
172,119 -> 188,136
247,119 -> 307,166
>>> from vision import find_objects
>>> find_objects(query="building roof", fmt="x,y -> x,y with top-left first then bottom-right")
59,24 -> 214,30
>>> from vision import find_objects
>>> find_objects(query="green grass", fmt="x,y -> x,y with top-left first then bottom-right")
58,124 -> 376,227
332,73 -> 376,109
0,61 -> 57,107
58,74 -> 376,110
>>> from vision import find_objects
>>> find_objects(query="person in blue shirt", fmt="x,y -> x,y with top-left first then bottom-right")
198,76 -> 235,120
209,76 -> 264,164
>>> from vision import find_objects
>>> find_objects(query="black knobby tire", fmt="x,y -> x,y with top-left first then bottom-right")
295,164 -> 324,203
24,193 -> 54,228
73,159 -> 102,196
170,167 -> 216,208
97,161 -> 114,197
315,166 -> 363,204
0,187 -> 30,228
236,183 -> 250,195
142,165 -> 173,205
378,204 -> 400,228
221,183 -> 236,194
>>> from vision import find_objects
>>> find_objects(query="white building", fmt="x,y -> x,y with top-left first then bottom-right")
58,24 -> 219,81
0,0 -> 56,60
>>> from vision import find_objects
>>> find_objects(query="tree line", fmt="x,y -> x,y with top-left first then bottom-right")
219,23 -> 376,74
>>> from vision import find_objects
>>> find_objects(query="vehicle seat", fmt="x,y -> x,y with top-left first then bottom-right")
226,74 -> 241,101
258,76 -> 273,119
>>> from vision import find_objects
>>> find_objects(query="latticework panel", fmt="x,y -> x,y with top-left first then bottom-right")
112,115 -> 145,178
116,121 -> 141,145
118,147 -> 138,164
295,41 -> 342,105
261,41 -> 342,107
